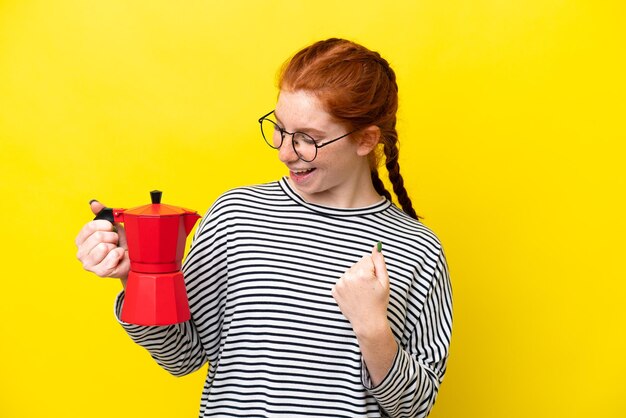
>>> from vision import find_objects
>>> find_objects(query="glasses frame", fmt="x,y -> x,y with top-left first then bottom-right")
258,110 -> 359,162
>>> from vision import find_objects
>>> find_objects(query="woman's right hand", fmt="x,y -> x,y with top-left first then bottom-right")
75,200 -> 130,283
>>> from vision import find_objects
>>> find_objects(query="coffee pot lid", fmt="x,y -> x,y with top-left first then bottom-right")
124,190 -> 195,217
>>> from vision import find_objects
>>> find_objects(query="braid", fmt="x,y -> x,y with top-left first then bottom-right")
383,130 -> 420,220
371,170 -> 392,201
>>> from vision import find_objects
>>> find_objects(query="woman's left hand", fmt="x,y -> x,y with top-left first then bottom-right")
332,243 -> 390,336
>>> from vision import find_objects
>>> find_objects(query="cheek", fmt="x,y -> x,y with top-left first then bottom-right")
316,143 -> 356,167
325,149 -> 361,171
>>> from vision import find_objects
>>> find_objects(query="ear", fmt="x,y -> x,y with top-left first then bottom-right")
355,125 -> 381,157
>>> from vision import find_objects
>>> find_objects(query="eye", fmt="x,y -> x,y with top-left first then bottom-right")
294,133 -> 317,146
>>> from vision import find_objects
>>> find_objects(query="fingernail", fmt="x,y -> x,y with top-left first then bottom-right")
377,241 -> 383,252
89,199 -> 99,205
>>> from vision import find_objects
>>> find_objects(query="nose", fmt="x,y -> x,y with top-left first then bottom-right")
278,134 -> 299,163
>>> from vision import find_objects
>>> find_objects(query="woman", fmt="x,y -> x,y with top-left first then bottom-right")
76,38 -> 452,418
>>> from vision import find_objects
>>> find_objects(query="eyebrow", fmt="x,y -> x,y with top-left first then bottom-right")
273,110 -> 327,137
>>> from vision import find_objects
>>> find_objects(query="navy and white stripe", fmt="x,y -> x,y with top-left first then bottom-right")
116,177 -> 453,417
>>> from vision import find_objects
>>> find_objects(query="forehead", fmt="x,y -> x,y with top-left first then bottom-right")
274,90 -> 337,131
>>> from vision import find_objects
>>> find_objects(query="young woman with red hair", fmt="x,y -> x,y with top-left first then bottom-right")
76,38 -> 452,417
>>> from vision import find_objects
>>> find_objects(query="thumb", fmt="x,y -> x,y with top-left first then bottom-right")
371,242 -> 389,289
89,199 -> 106,216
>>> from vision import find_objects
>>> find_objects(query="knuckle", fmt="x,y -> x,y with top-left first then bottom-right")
92,268 -> 105,277
85,221 -> 98,233
92,241 -> 104,254
81,259 -> 93,271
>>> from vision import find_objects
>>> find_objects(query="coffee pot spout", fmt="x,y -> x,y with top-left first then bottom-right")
184,212 -> 202,236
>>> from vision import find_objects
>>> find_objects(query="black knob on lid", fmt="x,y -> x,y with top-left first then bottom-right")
151,190 -> 162,204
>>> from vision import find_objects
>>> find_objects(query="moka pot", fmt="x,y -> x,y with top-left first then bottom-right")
95,190 -> 201,325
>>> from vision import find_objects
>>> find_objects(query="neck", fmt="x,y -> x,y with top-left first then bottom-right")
287,169 -> 382,209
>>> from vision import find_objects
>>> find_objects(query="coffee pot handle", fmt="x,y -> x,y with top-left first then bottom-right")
94,207 -> 115,223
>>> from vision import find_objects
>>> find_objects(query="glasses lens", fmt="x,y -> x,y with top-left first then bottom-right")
292,133 -> 317,162
261,119 -> 282,149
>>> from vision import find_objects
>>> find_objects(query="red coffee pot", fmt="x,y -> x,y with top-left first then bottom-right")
95,190 -> 201,326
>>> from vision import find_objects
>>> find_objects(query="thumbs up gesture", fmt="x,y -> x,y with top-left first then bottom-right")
331,242 -> 390,336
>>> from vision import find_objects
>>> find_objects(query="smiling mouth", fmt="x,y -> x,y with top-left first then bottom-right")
292,168 -> 316,175
290,168 -> 316,181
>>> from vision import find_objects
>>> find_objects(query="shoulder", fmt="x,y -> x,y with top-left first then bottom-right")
208,181 -> 285,213
385,205 -> 442,246
192,181 -> 283,237
378,205 -> 445,264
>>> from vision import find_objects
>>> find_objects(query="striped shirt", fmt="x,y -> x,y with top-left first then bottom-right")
115,178 -> 453,417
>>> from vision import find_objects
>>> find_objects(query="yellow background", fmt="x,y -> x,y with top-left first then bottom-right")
1,1 -> 624,417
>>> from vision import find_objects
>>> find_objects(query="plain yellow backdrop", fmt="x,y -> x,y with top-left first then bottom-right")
1,1 -> 624,417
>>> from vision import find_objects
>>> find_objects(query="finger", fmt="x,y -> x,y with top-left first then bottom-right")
110,249 -> 130,278
75,220 -> 117,247
331,277 -> 348,304
76,226 -> 118,260
76,228 -> 119,260
116,222 -> 128,249
371,242 -> 390,289
89,199 -> 107,216
82,242 -> 118,271
351,255 -> 375,275
95,247 -> 126,277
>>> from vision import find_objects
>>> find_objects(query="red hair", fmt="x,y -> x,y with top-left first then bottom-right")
279,38 -> 418,219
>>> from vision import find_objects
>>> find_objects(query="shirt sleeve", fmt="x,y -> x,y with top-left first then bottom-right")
114,292 -> 208,377
363,248 -> 453,417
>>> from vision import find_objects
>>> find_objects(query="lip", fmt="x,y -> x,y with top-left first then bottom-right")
289,168 -> 316,184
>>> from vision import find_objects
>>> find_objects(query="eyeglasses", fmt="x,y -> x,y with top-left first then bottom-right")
258,110 -> 358,162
